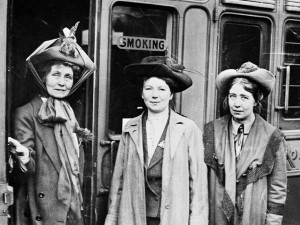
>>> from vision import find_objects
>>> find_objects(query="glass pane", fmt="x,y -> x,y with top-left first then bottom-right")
109,5 -> 173,135
282,28 -> 300,119
221,23 -> 261,71
219,22 -> 266,117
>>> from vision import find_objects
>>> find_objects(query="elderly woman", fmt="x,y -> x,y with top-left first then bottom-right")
203,62 -> 287,225
104,56 -> 208,225
8,22 -> 96,225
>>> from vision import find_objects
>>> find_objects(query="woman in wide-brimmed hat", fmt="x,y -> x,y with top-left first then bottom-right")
8,22 -> 96,225
105,56 -> 208,225
203,62 -> 287,225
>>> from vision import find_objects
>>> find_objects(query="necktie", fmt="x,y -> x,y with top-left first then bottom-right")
234,124 -> 244,156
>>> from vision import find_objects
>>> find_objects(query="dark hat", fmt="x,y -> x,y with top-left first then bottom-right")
124,56 -> 193,92
26,22 -> 96,95
216,62 -> 275,97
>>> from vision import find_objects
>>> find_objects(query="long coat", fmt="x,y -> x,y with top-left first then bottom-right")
12,96 -> 84,225
105,110 -> 208,225
203,114 -> 287,225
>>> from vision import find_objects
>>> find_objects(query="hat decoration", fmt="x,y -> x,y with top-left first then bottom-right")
216,61 -> 275,97
165,57 -> 185,72
59,22 -> 79,58
26,22 -> 96,96
124,55 -> 194,92
236,61 -> 258,73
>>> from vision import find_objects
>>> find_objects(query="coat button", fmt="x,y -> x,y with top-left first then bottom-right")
24,210 -> 30,218
236,180 -> 240,184
165,205 -> 170,209
35,215 -> 42,221
38,192 -> 45,198
242,173 -> 247,177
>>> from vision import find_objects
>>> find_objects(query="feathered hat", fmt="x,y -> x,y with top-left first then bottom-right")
26,22 -> 96,95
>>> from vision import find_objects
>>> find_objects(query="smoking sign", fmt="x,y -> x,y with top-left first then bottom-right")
117,36 -> 167,51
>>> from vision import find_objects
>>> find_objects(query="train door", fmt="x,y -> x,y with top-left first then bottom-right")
6,0 -> 96,224
278,19 -> 300,225
0,1 -> 13,224
96,3 -> 176,224
217,13 -> 271,118
95,1 -> 210,224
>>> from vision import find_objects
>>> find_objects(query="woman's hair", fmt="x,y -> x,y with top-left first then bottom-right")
36,60 -> 83,83
222,77 -> 264,114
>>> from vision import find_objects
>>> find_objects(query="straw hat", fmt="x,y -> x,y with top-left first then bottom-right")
216,62 -> 275,96
124,56 -> 193,92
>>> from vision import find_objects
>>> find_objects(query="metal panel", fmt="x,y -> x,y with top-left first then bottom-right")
0,0 -> 9,224
182,7 -> 208,129
222,0 -> 276,9
286,0 -> 300,12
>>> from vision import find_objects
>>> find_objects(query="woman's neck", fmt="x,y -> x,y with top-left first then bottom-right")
233,112 -> 255,125
147,108 -> 169,120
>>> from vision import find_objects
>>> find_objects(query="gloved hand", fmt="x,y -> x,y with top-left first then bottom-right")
8,137 -> 30,164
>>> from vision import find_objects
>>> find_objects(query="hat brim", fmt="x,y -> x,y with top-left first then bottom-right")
216,68 -> 275,96
26,38 -> 96,95
124,63 -> 192,92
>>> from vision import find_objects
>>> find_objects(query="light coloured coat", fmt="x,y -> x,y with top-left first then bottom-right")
105,110 -> 208,225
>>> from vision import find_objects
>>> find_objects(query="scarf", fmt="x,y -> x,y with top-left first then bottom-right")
38,97 -> 83,219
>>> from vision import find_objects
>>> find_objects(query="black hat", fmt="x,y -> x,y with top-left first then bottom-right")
124,56 -> 193,92
26,22 -> 96,95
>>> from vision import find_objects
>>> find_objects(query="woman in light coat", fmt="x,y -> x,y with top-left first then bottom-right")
8,22 -> 96,225
203,62 -> 287,225
105,56 -> 208,225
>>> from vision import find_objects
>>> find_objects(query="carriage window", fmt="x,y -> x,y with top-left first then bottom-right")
108,4 -> 175,135
218,15 -> 271,118
281,27 -> 300,119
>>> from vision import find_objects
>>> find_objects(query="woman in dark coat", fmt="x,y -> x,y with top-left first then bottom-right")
104,56 -> 208,225
203,62 -> 287,225
8,22 -> 96,225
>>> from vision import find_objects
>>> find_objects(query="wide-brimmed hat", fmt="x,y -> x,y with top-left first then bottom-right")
124,56 -> 193,92
216,62 -> 275,97
26,22 -> 96,95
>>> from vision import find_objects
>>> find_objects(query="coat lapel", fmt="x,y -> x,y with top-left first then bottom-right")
169,111 -> 186,159
125,114 -> 144,167
236,115 -> 273,178
31,96 -> 61,173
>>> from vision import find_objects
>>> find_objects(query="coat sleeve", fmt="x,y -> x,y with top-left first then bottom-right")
104,134 -> 126,225
188,123 -> 209,225
266,140 -> 287,225
13,107 -> 36,175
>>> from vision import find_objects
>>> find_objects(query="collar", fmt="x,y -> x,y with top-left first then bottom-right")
231,115 -> 255,135
147,109 -> 169,124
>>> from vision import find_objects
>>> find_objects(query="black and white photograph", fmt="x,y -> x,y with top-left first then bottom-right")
0,0 -> 298,224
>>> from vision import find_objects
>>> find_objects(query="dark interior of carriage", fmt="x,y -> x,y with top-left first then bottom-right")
7,0 -> 93,224
7,0 -> 91,132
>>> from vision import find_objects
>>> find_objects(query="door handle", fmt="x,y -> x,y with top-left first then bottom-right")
275,66 -> 290,112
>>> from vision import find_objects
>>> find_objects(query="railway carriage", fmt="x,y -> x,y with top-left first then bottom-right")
0,0 -> 300,224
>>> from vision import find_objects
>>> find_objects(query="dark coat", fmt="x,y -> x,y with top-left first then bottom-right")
204,114 -> 287,225
12,96 -> 84,225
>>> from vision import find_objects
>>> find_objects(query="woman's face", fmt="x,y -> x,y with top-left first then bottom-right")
45,64 -> 74,98
142,77 -> 173,114
228,82 -> 256,123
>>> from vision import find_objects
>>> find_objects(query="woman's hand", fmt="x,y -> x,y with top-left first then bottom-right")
8,137 -> 30,164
